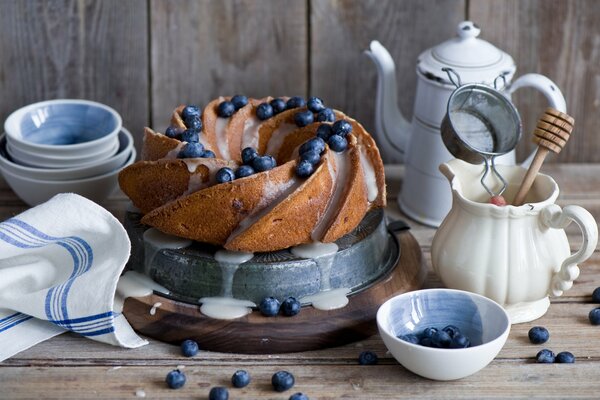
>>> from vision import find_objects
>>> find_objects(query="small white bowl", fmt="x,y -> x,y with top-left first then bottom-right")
377,288 -> 510,381
0,128 -> 133,181
0,147 -> 135,206
4,99 -> 122,159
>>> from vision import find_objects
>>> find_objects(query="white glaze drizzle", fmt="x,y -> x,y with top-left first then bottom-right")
266,123 -> 298,156
215,117 -> 230,159
241,116 -> 261,150
359,146 -> 378,202
182,159 -> 226,195
149,302 -> 162,316
143,228 -> 192,274
165,142 -> 185,159
114,271 -> 170,313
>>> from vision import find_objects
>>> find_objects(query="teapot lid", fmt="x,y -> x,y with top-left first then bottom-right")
418,21 -> 516,86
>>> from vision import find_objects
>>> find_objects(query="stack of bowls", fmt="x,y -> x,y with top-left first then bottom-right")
0,99 -> 136,206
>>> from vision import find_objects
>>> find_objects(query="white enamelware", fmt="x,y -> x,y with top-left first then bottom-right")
365,20 -> 567,227
4,99 -> 122,159
0,128 -> 134,181
377,288 -> 510,381
0,147 -> 135,206
431,159 -> 598,323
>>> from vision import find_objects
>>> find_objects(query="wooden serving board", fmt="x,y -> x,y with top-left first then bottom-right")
122,230 -> 425,353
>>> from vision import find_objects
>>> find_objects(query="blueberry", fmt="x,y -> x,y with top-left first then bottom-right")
332,119 -> 353,137
202,149 -> 216,158
256,103 -> 274,120
216,167 -> 236,184
252,155 -> 276,172
528,326 -> 550,344
259,296 -> 280,316
165,369 -> 186,389
270,98 -> 287,114
316,108 -> 335,122
299,137 -> 326,155
178,142 -> 205,158
272,370 -> 295,392
589,307 -> 600,325
182,105 -> 201,121
431,330 -> 452,348
180,339 -> 199,357
181,129 -> 199,143
209,387 -> 229,400
231,95 -> 248,110
442,325 -> 461,338
450,333 -> 471,348
300,150 -> 321,165
316,124 -> 333,141
397,334 -> 420,345
555,351 -> 575,363
241,147 -> 258,165
281,297 -> 301,316
217,101 -> 236,118
289,393 -> 309,400
593,287 -> 600,302
420,337 -> 433,347
295,160 -> 315,178
422,327 -> 438,339
358,350 -> 378,365
307,97 -> 325,113
286,96 -> 306,109
235,165 -> 255,179
294,110 -> 314,127
165,126 -> 182,139
185,115 -> 202,131
327,134 -> 348,152
536,348 -> 556,363
231,370 -> 251,388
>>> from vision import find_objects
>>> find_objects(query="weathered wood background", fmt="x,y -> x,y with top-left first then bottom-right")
0,0 -> 598,162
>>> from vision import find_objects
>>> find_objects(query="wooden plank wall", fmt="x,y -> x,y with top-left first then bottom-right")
0,0 -> 598,162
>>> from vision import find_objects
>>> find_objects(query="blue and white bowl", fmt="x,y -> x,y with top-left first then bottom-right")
377,288 -> 510,381
4,99 -> 122,162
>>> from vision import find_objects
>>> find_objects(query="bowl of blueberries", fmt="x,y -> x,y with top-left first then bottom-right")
377,288 -> 510,381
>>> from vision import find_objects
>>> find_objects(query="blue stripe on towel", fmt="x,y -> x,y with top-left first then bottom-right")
0,313 -> 33,333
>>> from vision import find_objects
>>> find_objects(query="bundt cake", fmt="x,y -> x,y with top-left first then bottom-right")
119,95 -> 386,252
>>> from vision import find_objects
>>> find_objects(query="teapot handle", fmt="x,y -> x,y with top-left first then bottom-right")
506,74 -> 567,166
540,204 -> 598,297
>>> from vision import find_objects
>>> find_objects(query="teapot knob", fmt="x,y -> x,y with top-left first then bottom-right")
457,21 -> 481,40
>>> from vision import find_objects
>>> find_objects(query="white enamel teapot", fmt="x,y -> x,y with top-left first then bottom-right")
365,21 -> 567,226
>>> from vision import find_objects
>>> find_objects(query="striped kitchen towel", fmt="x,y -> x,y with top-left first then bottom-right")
0,193 -> 147,362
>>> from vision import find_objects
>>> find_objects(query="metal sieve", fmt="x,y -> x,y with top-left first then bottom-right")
440,69 -> 522,196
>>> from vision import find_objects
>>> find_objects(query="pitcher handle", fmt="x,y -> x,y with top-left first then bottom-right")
540,204 -> 598,297
506,74 -> 567,167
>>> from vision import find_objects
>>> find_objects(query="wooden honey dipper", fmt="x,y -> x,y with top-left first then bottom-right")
512,108 -> 574,206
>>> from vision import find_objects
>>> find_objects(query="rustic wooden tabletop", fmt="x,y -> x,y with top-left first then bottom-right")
1,164 -> 600,399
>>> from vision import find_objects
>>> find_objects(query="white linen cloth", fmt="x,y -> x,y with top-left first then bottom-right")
0,193 -> 147,362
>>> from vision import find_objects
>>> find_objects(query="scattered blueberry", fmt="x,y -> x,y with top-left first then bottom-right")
316,108 -> 335,122
272,370 -> 295,392
397,334 -> 420,345
185,115 -> 203,131
242,147 -> 259,165
295,160 -> 315,178
286,96 -> 306,109
231,370 -> 251,388
181,128 -> 199,143
299,137 -> 326,155
178,142 -> 205,158
165,369 -> 186,389
256,103 -> 274,120
593,287 -> 600,303
589,308 -> 600,325
431,330 -> 452,348
358,350 -> 378,365
422,327 -> 438,339
316,124 -> 333,141
528,326 -> 550,344
209,386 -> 229,400
442,325 -> 460,338
231,95 -> 248,110
332,119 -> 352,137
289,393 -> 309,400
294,110 -> 314,127
216,167 -> 236,184
327,134 -> 348,152
270,98 -> 287,114
180,339 -> 199,357
252,155 -> 276,172
259,296 -> 281,316
182,105 -> 201,121
165,126 -> 182,139
281,297 -> 301,316
217,101 -> 236,118
536,349 -> 556,363
307,97 -> 325,113
202,149 -> 216,158
300,150 -> 321,165
555,351 -> 575,363
235,165 -> 255,179
450,333 -> 471,348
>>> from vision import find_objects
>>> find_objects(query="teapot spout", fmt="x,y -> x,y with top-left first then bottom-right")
364,40 -> 411,163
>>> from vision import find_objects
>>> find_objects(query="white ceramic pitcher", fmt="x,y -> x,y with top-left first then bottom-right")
431,159 -> 598,324
365,21 -> 567,227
